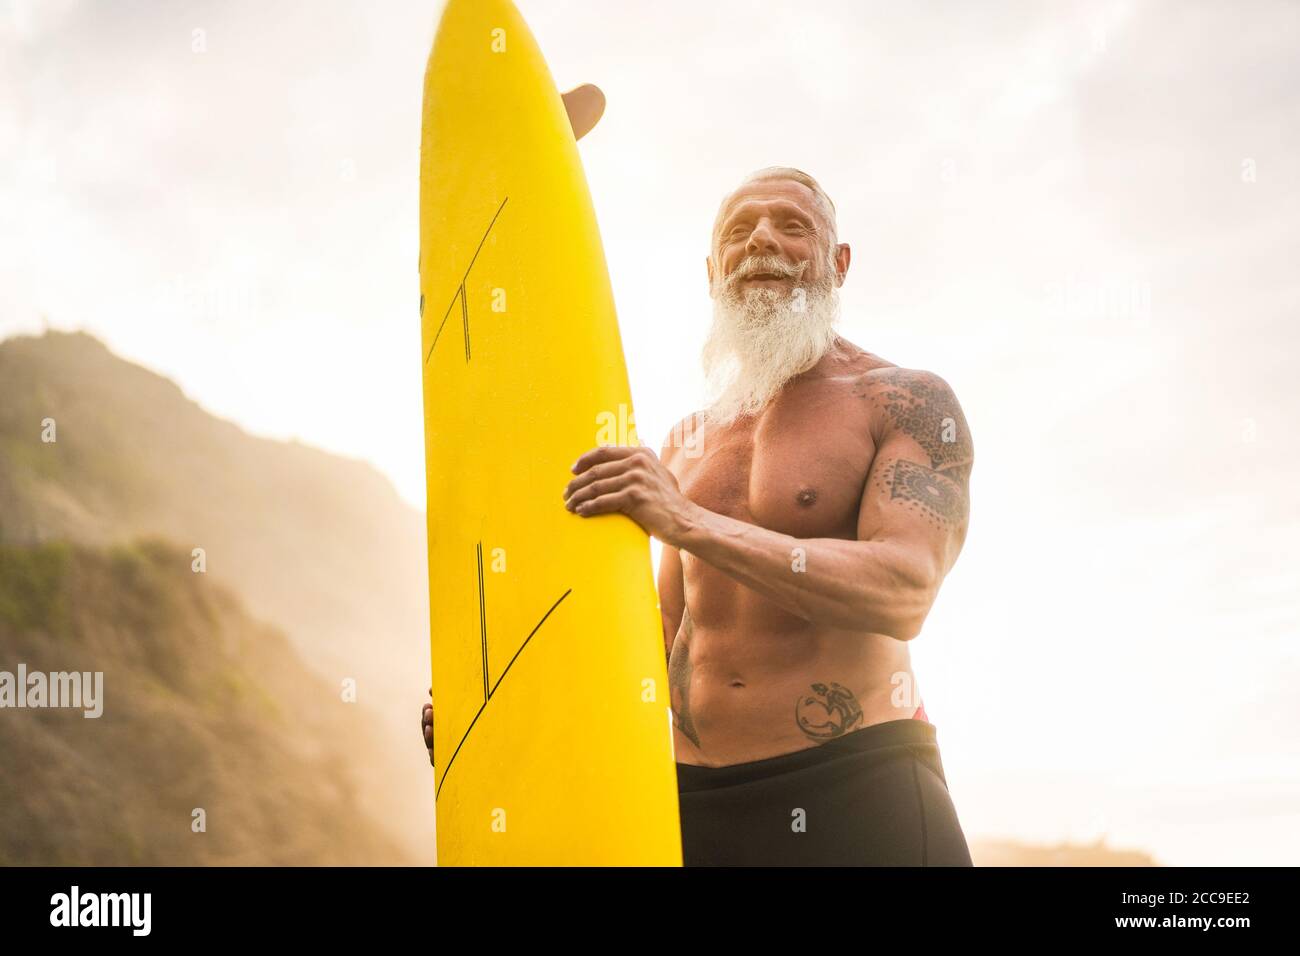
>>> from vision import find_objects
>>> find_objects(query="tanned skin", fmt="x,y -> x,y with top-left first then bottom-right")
643,342 -> 972,766
559,178 -> 974,767
423,98 -> 973,771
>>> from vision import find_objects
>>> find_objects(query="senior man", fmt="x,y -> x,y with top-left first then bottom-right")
424,89 -> 974,866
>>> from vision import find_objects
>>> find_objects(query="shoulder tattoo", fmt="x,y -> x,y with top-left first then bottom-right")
860,368 -> 973,484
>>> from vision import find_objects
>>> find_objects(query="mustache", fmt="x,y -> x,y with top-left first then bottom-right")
718,255 -> 808,294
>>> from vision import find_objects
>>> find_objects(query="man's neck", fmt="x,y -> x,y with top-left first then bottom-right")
791,334 -> 861,381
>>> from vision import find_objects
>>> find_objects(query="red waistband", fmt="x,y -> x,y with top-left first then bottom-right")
913,701 -> 929,723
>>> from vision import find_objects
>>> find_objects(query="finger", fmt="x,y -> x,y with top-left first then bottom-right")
571,444 -> 645,475
561,83 -> 605,141
563,456 -> 640,502
567,473 -> 641,511
573,488 -> 638,517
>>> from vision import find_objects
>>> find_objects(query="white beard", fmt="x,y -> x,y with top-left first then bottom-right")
701,254 -> 840,427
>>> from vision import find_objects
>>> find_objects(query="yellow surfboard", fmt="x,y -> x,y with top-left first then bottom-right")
418,0 -> 682,865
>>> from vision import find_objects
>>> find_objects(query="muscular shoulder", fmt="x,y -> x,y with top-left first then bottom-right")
657,411 -> 707,474
854,366 -> 974,480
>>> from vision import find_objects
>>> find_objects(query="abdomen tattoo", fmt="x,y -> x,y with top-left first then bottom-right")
795,681 -> 864,739
668,606 -> 701,748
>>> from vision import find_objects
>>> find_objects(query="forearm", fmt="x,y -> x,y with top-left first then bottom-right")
668,501 -> 934,639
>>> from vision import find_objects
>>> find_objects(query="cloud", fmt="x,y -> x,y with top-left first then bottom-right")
4,0 -> 1297,867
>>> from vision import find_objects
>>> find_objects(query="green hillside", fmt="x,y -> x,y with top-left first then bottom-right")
0,538 -> 410,865
0,330 -> 428,713
0,330 -> 434,862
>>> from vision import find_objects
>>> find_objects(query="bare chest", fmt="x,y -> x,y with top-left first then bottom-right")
675,390 -> 877,540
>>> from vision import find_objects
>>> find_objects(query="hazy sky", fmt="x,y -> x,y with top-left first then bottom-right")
4,0 -> 1298,865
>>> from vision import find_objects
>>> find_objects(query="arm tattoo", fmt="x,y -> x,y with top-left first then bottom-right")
861,369 -> 973,484
668,605 -> 701,748
795,681 -> 864,739
871,458 -> 968,529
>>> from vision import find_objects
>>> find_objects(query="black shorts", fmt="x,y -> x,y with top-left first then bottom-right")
676,718 -> 973,866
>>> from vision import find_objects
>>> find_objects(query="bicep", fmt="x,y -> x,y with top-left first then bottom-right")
856,371 -> 973,579
857,451 -> 969,575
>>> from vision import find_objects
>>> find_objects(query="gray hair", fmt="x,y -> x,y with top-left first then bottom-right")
711,166 -> 839,260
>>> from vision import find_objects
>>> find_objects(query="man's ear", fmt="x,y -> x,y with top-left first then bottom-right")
834,243 -> 851,287
705,255 -> 715,286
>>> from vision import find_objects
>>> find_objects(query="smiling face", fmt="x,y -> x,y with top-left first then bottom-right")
707,178 -> 848,296
700,173 -> 850,426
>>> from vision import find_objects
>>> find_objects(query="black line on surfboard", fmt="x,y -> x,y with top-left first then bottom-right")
462,281 -> 471,362
435,587 -> 573,801
424,195 -> 508,365
437,700 -> 485,801
428,288 -> 457,364
478,541 -> 488,703
489,588 -> 572,699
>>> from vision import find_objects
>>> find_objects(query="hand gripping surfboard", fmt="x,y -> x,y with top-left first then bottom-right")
419,0 -> 683,865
